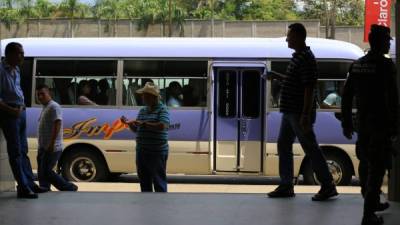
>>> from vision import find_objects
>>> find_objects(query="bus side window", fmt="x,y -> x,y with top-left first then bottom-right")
123,60 -> 207,108
35,60 -> 117,106
268,60 -> 289,109
317,80 -> 344,109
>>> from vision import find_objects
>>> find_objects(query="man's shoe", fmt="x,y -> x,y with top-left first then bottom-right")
312,185 -> 338,201
361,214 -> 383,225
267,185 -> 295,198
17,190 -> 38,199
375,202 -> 390,212
70,183 -> 78,192
33,185 -> 49,193
61,183 -> 78,192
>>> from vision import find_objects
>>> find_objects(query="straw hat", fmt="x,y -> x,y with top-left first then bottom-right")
136,82 -> 160,97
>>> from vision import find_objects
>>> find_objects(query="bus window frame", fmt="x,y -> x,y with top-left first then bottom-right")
32,57 -> 120,108
32,57 -> 210,109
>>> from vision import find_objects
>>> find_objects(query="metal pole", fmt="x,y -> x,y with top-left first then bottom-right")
168,0 -> 172,37
389,0 -> 400,202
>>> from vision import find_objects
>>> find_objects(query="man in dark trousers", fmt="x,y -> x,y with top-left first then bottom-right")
0,42 -> 43,198
267,23 -> 338,201
341,24 -> 398,225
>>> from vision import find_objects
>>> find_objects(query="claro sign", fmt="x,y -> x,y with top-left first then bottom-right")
364,0 -> 392,42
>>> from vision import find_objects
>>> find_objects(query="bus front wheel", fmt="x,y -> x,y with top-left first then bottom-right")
61,150 -> 109,182
302,151 -> 353,186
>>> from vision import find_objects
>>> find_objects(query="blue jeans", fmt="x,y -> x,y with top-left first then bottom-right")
2,110 -> 36,192
37,149 -> 75,191
136,151 -> 168,192
278,112 -> 333,186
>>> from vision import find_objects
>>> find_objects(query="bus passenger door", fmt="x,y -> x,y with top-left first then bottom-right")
214,67 -> 265,173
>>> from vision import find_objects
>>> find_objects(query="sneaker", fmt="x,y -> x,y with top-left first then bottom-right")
70,183 -> 78,192
33,185 -> 49,193
312,184 -> 338,201
61,183 -> 78,192
17,190 -> 38,199
267,185 -> 295,198
375,202 -> 390,212
361,214 -> 384,225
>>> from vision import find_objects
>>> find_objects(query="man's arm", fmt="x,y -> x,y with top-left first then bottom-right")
0,72 -> 21,117
300,84 -> 315,132
0,101 -> 21,117
341,71 -> 355,139
48,119 -> 61,152
387,63 -> 399,137
268,70 -> 288,81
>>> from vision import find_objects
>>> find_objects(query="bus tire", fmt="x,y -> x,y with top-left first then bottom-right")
302,151 -> 353,186
61,149 -> 109,182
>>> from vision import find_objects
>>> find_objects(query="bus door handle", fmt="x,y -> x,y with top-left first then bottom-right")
240,119 -> 248,136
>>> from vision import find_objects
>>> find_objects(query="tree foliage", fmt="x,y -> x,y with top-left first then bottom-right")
0,0 -> 366,35
302,0 -> 364,26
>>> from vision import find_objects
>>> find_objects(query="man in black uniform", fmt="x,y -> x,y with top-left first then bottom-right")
341,24 -> 398,225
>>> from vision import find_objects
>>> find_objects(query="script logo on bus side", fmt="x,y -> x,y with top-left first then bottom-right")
64,118 -> 181,140
64,118 -> 127,140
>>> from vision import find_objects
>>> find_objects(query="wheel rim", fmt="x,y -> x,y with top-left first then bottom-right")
313,160 -> 343,185
70,157 -> 97,182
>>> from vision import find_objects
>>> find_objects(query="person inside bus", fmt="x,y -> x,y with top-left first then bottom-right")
182,84 -> 198,106
0,42 -> 42,198
77,80 -> 97,105
166,81 -> 183,107
120,82 -> 170,192
68,81 -> 78,105
35,84 -> 78,192
88,79 -> 99,102
267,23 -> 338,201
320,82 -> 343,109
96,78 -> 110,105
341,24 -> 398,225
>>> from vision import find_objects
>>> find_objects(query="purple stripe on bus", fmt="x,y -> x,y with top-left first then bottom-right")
267,112 -> 357,144
26,108 -> 355,144
27,108 -> 210,141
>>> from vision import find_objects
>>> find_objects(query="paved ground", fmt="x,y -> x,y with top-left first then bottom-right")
74,182 -> 364,193
0,191 -> 399,225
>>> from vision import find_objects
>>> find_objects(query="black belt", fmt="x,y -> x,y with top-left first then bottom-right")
6,103 -> 26,110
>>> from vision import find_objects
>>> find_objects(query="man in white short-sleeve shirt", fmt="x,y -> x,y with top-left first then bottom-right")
36,84 -> 77,192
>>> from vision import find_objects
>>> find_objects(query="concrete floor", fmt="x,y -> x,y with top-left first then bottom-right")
0,192 -> 399,225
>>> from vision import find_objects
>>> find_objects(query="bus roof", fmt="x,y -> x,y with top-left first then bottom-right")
1,37 -> 363,60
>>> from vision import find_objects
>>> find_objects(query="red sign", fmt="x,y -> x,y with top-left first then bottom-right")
364,0 -> 392,42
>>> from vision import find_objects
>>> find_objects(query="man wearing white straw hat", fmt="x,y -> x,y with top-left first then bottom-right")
121,82 -> 170,192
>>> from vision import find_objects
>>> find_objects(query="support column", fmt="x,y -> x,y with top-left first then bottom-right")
389,0 -> 400,202
0,129 -> 15,192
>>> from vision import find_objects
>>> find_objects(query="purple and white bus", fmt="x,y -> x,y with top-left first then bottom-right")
1,38 -> 363,184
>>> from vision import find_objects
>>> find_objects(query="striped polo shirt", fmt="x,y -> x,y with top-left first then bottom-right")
279,47 -> 318,113
136,103 -> 170,154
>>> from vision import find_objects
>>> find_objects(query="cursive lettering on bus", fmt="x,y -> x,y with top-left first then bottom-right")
64,118 -> 128,140
64,118 -> 181,140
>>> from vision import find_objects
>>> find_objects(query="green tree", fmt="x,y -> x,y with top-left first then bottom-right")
57,0 -> 90,37
0,0 -> 21,32
135,0 -> 186,37
17,0 -> 35,36
189,0 -> 298,20
93,0 -> 125,36
302,0 -> 364,39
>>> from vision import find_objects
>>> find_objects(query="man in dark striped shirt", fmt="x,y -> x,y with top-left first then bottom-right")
121,82 -> 170,192
268,23 -> 338,201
